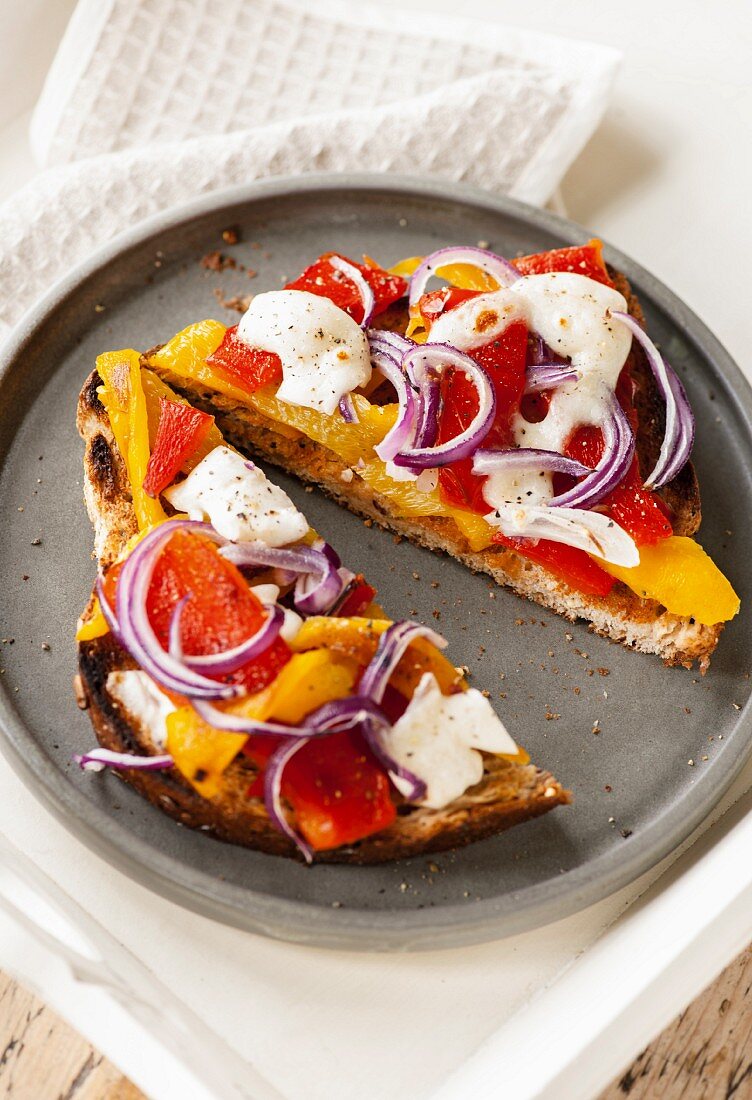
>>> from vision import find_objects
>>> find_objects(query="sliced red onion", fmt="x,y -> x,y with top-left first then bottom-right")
114,521 -> 240,700
473,448 -> 590,479
74,747 -> 174,772
367,329 -> 415,357
192,692 -> 389,740
528,334 -> 569,367
359,716 -> 427,803
339,394 -> 359,422
406,359 -> 440,451
220,539 -> 345,615
294,539 -> 345,615
550,393 -> 635,510
329,256 -> 375,327
408,246 -> 519,310
372,348 -> 417,462
392,344 -> 495,469
264,737 -> 314,862
95,573 -> 121,641
612,311 -> 695,489
169,595 -> 284,677
360,620 -> 448,704
524,363 -> 579,394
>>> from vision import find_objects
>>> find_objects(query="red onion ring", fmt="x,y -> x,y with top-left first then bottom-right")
339,394 -> 359,422
169,594 -> 285,677
294,540 -> 346,615
408,246 -> 519,311
524,363 -> 579,394
192,692 -> 390,740
367,329 -> 415,357
220,540 -> 346,615
372,347 -> 417,462
549,393 -> 635,510
114,521 -> 241,700
264,736 -> 314,861
359,620 -> 448,704
612,311 -> 695,488
329,256 -> 376,327
473,448 -> 590,479
74,748 -> 174,772
391,344 -> 495,469
528,334 -> 570,367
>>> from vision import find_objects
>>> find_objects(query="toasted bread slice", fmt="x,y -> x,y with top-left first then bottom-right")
76,374 -> 570,863
143,270 -> 721,670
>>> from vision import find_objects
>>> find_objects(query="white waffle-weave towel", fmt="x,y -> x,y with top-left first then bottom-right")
0,0 -> 619,341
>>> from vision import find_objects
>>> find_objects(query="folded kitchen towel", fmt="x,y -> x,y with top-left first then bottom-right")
0,0 -> 619,342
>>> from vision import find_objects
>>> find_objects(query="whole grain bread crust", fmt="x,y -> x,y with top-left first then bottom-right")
139,268 -> 721,670
76,379 -> 570,863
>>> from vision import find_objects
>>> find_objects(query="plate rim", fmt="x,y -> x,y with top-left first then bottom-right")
1,171 -> 750,951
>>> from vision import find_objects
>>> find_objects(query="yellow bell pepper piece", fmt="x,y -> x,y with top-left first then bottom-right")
389,256 -> 423,278
165,707 -> 246,799
147,319 -> 257,405
290,616 -> 464,696
76,596 -> 108,641
248,389 -> 397,465
96,350 -> 166,530
166,651 -> 359,797
599,536 -> 740,626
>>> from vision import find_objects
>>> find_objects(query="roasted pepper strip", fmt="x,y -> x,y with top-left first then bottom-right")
598,537 -> 739,625
96,349 -> 166,529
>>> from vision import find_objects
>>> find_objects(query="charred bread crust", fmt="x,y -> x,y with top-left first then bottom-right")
76,382 -> 570,863
144,268 -> 720,669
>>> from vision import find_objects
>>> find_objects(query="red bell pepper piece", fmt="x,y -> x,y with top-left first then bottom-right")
243,730 -> 396,850
206,324 -> 283,394
286,252 -> 407,323
142,398 -> 214,498
492,531 -> 615,597
104,531 -> 291,695
513,240 -> 613,287
337,576 -> 377,617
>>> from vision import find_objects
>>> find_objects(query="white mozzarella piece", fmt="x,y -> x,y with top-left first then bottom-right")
237,290 -> 371,415
250,582 -> 303,643
383,673 -> 518,810
106,670 -> 176,751
164,446 -> 308,547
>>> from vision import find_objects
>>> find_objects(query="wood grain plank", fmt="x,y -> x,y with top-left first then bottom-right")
0,947 -> 750,1099
0,972 -> 141,1100
599,946 -> 752,1099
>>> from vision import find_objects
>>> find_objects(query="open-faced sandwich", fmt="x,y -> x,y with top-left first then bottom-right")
139,242 -> 738,671
75,362 -> 569,862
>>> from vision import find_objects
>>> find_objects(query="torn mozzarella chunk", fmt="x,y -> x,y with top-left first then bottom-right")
164,446 -> 308,547
382,673 -> 518,809
236,290 -> 371,415
250,582 -> 303,643
106,670 -> 176,751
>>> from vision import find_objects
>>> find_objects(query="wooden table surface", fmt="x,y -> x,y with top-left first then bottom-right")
0,946 -> 750,1099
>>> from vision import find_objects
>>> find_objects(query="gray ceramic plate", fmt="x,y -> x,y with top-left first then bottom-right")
0,175 -> 750,951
